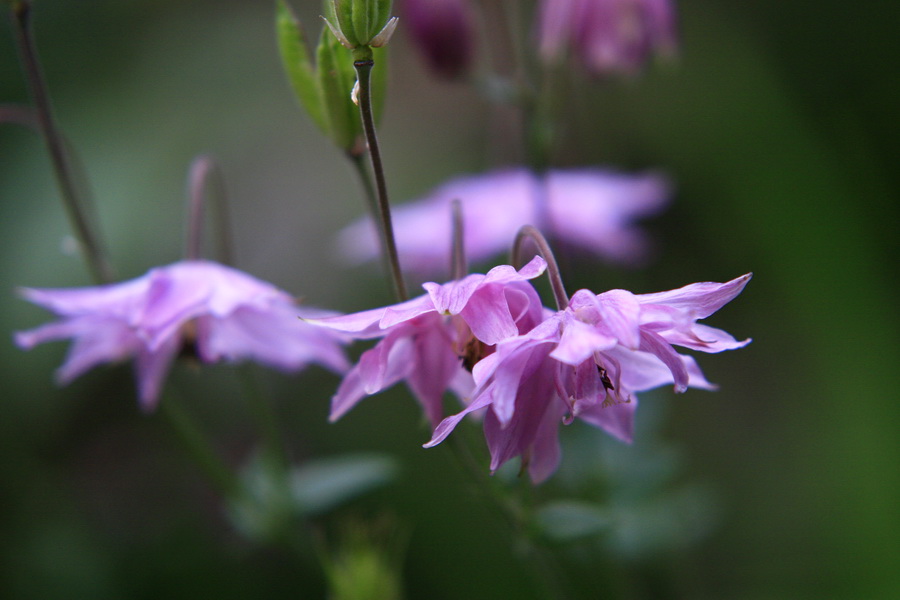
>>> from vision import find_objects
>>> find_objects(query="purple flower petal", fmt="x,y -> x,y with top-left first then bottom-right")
15,260 -> 347,409
536,0 -> 680,75
423,391 -> 495,448
551,315 -> 616,365
423,272 -> 750,482
337,168 -> 668,273
576,397 -> 637,444
135,334 -> 181,412
637,273 -> 752,320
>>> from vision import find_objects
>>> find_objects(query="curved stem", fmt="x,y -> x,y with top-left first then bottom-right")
353,53 -> 408,301
11,1 -> 114,284
512,225 -> 569,310
185,155 -> 234,265
449,199 -> 467,280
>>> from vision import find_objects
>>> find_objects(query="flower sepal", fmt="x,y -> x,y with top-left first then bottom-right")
324,0 -> 397,49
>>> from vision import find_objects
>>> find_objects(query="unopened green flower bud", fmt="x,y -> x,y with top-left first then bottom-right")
323,0 -> 398,49
277,0 -> 387,154
324,518 -> 405,600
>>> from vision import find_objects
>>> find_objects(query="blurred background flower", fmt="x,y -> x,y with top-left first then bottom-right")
338,167 -> 669,274
396,0 -> 476,79
1,0 -> 897,598
537,0 -> 678,75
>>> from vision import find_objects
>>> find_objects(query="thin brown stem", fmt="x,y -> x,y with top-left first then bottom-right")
11,1 -> 113,283
353,53 -> 408,301
512,225 -> 569,310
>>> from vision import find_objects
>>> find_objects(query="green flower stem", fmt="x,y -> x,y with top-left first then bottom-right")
162,388 -> 311,565
348,152 -> 396,293
10,1 -> 114,284
352,49 -> 408,301
522,71 -> 556,172
237,366 -> 288,473
446,429 -> 570,600
160,396 -> 243,500
512,225 -> 569,310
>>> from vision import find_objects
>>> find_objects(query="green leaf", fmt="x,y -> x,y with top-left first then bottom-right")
276,0 -> 328,133
291,453 -> 398,516
316,28 -> 363,151
534,500 -> 611,542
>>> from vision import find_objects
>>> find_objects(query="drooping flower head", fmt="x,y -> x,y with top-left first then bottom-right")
397,0 -> 476,79
15,260 -> 349,410
537,0 -> 678,75
338,168 -> 669,274
426,273 -> 751,483
311,257 -> 548,427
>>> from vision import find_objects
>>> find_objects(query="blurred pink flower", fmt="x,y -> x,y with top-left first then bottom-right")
426,273 -> 751,483
15,261 -> 348,410
338,168 -> 669,274
397,0 -> 476,79
310,257 -> 548,427
537,0 -> 678,75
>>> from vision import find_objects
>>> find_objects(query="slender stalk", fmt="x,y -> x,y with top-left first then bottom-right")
160,397 -> 243,499
512,225 -> 569,310
348,152 -> 395,290
446,430 -> 570,600
162,390 -> 312,563
352,51 -> 408,301
236,366 -> 288,473
185,155 -> 234,265
449,199 -> 466,280
10,1 -> 113,283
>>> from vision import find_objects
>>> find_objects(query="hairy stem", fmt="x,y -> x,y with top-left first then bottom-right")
353,52 -> 408,301
11,1 -> 113,283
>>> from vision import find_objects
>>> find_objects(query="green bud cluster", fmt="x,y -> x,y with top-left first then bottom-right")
276,0 -> 386,154
323,0 -> 397,49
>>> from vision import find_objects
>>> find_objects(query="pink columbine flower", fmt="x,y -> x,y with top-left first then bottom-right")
14,261 -> 349,410
310,257 -> 548,427
338,168 -> 669,274
537,0 -> 678,75
426,273 -> 751,483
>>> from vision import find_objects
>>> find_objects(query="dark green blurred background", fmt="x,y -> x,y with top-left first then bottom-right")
1,1 -> 897,598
